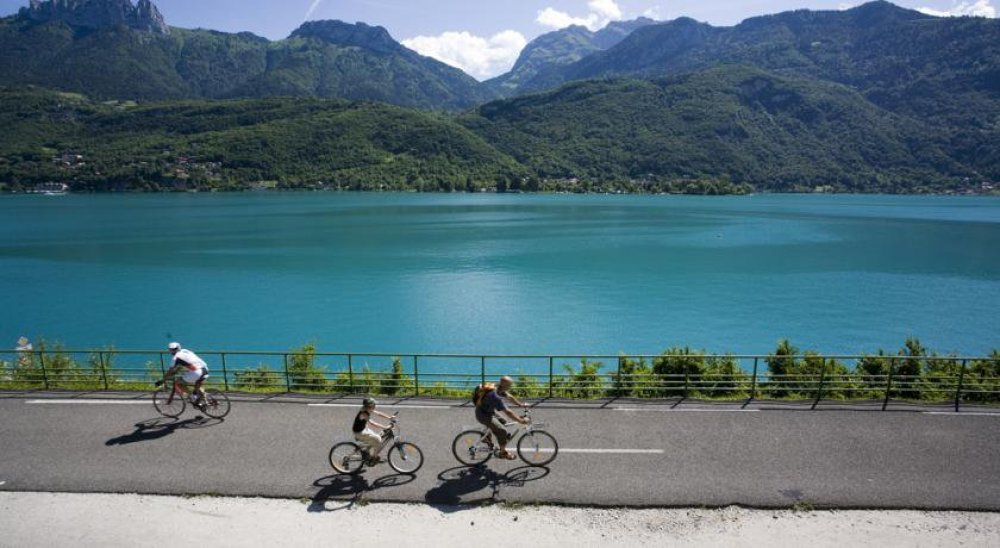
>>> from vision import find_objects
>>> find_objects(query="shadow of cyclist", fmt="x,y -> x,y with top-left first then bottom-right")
424,465 -> 550,510
104,416 -> 222,446
308,473 -> 416,512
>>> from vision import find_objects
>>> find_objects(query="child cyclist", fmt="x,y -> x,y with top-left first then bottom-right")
353,397 -> 394,462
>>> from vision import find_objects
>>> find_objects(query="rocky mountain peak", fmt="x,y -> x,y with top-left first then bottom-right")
21,0 -> 169,35
290,20 -> 401,54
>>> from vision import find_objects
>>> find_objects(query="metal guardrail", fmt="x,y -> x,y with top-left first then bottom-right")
0,349 -> 998,411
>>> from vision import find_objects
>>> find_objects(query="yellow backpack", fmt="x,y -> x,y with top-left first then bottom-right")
472,382 -> 496,407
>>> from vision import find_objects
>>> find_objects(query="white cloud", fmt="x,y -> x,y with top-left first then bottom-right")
536,0 -> 625,31
588,0 -> 623,20
402,30 -> 528,80
536,7 -> 599,29
917,0 -> 997,17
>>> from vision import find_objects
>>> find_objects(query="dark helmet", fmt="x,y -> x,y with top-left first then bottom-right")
362,397 -> 377,407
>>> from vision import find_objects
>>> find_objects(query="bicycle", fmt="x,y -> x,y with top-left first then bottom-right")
329,413 -> 424,475
152,378 -> 231,419
452,409 -> 558,467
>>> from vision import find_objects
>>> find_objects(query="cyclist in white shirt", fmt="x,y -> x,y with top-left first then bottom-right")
159,342 -> 209,409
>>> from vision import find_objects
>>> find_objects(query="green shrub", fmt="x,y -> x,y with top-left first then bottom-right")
963,350 -> 1000,403
234,363 -> 283,391
554,359 -> 606,399
287,343 -> 327,391
653,347 -> 708,397
612,355 -> 659,398
701,355 -> 752,399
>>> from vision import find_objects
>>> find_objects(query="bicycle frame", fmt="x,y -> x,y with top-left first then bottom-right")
361,415 -> 402,461
474,411 -> 542,448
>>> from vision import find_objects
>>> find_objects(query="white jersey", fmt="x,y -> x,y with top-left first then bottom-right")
171,348 -> 207,371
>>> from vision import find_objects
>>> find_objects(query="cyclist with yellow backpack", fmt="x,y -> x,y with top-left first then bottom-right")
473,379 -> 529,459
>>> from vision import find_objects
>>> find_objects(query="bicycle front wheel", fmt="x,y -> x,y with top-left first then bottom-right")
200,389 -> 231,419
452,430 -> 493,466
153,388 -> 185,418
517,430 -> 558,466
329,442 -> 365,475
388,442 -> 424,474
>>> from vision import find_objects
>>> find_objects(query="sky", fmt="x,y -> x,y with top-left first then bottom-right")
1,0 -> 996,79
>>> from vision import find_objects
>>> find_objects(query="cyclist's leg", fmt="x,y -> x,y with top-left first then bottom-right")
474,414 -> 495,449
481,415 -> 512,457
172,377 -> 187,399
493,417 -> 515,458
194,370 -> 207,400
180,368 -> 205,401
356,429 -> 382,459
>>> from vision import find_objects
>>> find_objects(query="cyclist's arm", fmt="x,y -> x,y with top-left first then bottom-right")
373,410 -> 394,420
503,409 -> 528,425
507,394 -> 527,408
161,365 -> 180,381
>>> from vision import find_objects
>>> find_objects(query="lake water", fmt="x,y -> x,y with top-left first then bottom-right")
1,193 -> 998,362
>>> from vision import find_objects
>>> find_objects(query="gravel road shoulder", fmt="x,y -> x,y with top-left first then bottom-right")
2,492 -> 998,547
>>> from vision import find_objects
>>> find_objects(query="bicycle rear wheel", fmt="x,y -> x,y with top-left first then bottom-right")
200,389 -> 231,419
517,430 -> 558,466
153,388 -> 185,418
388,442 -> 424,474
452,430 -> 493,466
329,442 -> 365,475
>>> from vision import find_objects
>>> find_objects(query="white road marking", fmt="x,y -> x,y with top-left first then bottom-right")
25,399 -> 149,405
307,403 -> 455,410
614,407 -> 759,413
923,412 -> 1000,417
547,448 -> 664,454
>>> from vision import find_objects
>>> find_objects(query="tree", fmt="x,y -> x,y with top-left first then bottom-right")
287,343 -> 327,391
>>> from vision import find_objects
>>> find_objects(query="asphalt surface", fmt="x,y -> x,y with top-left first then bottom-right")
1,392 -> 998,510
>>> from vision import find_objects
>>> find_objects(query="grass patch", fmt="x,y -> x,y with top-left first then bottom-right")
791,500 -> 815,512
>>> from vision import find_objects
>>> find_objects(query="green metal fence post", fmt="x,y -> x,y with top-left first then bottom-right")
348,354 -> 355,393
39,351 -> 49,389
683,367 -> 690,399
283,354 -> 291,392
882,358 -> 896,411
99,351 -> 109,391
481,356 -> 486,385
616,356 -> 624,396
749,357 -> 759,400
220,353 -> 229,392
812,358 -> 828,410
954,359 -> 967,413
158,353 -> 166,376
413,355 -> 420,397
548,356 -> 554,398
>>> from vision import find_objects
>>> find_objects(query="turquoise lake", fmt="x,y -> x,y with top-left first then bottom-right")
1,193 -> 998,362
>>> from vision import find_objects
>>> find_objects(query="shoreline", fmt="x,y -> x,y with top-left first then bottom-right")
2,188 -> 999,197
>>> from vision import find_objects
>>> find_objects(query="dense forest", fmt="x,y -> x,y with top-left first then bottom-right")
0,1 -> 998,193
0,76 -> 994,194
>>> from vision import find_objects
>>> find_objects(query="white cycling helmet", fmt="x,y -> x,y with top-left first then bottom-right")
168,342 -> 181,350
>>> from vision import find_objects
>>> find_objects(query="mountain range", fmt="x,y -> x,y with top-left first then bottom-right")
486,17 -> 655,96
0,0 -> 998,192
0,1 -> 489,109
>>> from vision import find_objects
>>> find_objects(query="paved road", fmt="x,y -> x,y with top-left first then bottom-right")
1,392 -> 998,510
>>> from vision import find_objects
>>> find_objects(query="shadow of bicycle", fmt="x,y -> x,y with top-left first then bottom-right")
104,416 -> 224,446
424,465 -> 550,510
308,472 -> 416,512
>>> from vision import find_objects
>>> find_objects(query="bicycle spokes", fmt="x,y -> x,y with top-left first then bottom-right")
517,430 -> 558,466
